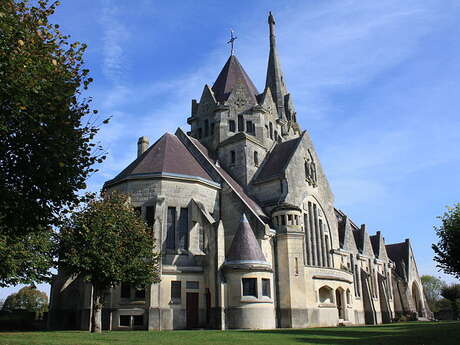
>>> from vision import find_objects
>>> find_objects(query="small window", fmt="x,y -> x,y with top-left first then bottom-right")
265,125 -> 269,138
231,150 -> 236,164
229,120 -> 236,132
119,315 -> 130,327
197,128 -> 202,139
204,119 -> 209,137
133,207 -> 141,216
254,151 -> 259,166
238,115 -> 244,132
171,281 -> 181,301
133,315 -> 144,326
166,207 -> 176,250
274,130 -> 278,140
269,122 -> 273,139
186,281 -> 199,289
242,278 -> 257,297
246,121 -> 254,134
121,283 -> 130,299
281,215 -> 286,226
210,122 -> 215,135
262,279 -> 271,297
288,214 -> 293,224
146,206 -> 155,227
178,207 -> 189,250
134,287 -> 145,299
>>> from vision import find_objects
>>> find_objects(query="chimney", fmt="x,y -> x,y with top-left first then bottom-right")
137,136 -> 149,157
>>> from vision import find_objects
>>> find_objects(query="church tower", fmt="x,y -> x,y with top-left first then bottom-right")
187,12 -> 301,188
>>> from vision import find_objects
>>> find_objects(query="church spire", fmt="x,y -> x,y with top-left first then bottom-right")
265,11 -> 288,120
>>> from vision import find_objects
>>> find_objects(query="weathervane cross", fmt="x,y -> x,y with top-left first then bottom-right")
227,29 -> 237,56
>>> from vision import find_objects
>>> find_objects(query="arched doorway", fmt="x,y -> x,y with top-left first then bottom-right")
336,288 -> 346,320
412,282 -> 423,317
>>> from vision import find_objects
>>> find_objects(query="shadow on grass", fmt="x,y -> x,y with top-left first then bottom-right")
249,322 -> 460,345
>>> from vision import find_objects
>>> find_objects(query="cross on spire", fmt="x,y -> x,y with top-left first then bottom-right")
227,29 -> 237,56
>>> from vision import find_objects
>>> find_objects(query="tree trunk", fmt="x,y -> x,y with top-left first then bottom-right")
91,288 -> 103,333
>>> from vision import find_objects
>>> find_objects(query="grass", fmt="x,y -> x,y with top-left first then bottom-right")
0,321 -> 459,345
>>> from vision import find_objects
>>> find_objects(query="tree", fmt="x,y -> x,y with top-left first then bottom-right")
57,192 -> 160,332
432,204 -> 460,280
0,1 -> 107,286
421,275 -> 445,312
2,286 -> 48,316
441,284 -> 460,320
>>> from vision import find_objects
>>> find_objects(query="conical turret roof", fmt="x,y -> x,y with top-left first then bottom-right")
225,214 -> 267,264
212,55 -> 258,103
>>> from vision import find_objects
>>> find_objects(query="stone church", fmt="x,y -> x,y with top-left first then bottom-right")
49,13 -> 431,330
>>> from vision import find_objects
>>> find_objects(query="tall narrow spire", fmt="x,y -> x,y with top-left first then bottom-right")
265,11 -> 288,120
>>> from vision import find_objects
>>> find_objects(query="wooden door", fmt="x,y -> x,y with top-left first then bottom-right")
186,292 -> 199,329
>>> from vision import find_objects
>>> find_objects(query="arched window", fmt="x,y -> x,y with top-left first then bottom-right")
254,151 -> 259,166
346,289 -> 351,304
319,286 -> 333,304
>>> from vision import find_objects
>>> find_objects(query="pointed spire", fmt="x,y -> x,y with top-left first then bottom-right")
225,213 -> 267,264
212,55 -> 258,103
265,11 -> 288,120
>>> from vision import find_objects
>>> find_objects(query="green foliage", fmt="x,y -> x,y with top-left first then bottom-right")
432,204 -> 460,280
0,1 -> 107,286
2,286 -> 48,314
421,275 -> 445,312
57,192 -> 160,331
441,284 -> 460,320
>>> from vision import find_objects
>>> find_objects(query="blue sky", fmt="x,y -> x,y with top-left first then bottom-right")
2,0 -> 460,299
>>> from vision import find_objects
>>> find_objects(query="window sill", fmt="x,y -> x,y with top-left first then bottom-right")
240,296 -> 273,303
318,303 -> 336,308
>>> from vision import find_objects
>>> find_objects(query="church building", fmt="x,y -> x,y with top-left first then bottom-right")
49,13 -> 430,330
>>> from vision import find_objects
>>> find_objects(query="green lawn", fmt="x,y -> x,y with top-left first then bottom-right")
0,322 -> 458,345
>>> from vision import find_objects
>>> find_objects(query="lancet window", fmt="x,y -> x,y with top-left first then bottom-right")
303,201 -> 332,268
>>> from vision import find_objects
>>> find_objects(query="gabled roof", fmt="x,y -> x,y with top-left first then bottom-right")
176,128 -> 268,222
105,133 -> 213,186
386,241 -> 410,279
338,215 -> 359,252
353,225 -> 375,257
253,133 -> 303,183
370,231 -> 389,261
212,55 -> 259,103
225,214 -> 267,264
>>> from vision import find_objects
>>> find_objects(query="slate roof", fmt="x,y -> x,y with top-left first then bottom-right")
212,55 -> 259,103
254,134 -> 303,183
186,134 -> 267,220
386,241 -> 409,280
105,133 -> 213,186
226,214 -> 267,264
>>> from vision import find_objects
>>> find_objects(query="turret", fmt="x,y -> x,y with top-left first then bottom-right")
223,214 -> 275,329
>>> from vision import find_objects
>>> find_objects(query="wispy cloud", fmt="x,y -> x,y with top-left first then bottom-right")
99,1 -> 130,83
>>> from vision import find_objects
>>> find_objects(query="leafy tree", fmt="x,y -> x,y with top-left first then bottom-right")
433,204 -> 460,279
2,286 -> 48,315
0,1 -> 107,286
57,192 -> 160,332
421,275 -> 445,312
441,284 -> 460,320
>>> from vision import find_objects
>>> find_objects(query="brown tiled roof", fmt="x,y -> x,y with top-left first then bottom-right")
226,214 -> 267,263
105,133 -> 213,186
254,134 -> 303,183
212,55 -> 259,103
